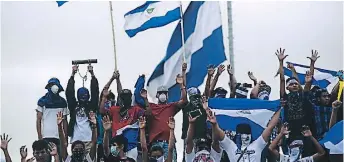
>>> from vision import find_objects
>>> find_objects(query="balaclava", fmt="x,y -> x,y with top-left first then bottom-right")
187,87 -> 202,108
77,87 -> 90,104
213,87 -> 227,98
236,124 -> 252,150
118,89 -> 132,117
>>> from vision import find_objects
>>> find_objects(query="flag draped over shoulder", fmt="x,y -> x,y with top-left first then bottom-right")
209,98 -> 280,140
124,1 -> 181,37
147,1 -> 226,102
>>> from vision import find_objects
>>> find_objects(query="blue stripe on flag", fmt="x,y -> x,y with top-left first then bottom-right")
320,120 -> 343,145
56,1 -> 68,7
124,1 -> 159,16
209,98 -> 281,140
123,128 -> 139,151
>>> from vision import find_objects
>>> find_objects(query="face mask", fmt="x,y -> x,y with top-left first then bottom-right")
110,146 -> 120,157
240,134 -> 251,148
149,156 -> 164,162
119,95 -> 132,108
158,94 -> 167,103
50,85 -> 59,94
71,150 -> 84,161
289,147 -> 301,162
190,95 -> 202,107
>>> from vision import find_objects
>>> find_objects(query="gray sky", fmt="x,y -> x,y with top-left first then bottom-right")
1,1 -> 343,162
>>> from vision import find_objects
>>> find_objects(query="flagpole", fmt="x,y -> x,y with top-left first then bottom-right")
179,1 -> 186,63
227,1 -> 235,74
109,1 -> 118,70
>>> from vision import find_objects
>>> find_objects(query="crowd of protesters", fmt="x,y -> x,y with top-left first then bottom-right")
1,48 -> 343,162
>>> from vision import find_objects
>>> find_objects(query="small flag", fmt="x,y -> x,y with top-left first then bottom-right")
320,120 -> 343,154
124,1 -> 181,37
56,1 -> 68,7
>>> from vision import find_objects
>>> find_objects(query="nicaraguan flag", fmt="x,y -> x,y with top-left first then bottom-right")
56,1 -> 68,7
124,1 -> 181,37
283,62 -> 338,89
209,98 -> 280,140
320,120 -> 343,154
115,121 -> 140,159
147,1 -> 226,102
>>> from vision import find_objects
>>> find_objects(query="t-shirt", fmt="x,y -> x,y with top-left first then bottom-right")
109,105 -> 144,152
185,148 -> 222,162
65,154 -> 93,162
312,104 -> 332,140
182,103 -> 208,139
36,105 -> 69,139
279,154 -> 314,162
71,106 -> 92,143
220,135 -> 267,162
148,102 -> 181,142
104,155 -> 136,162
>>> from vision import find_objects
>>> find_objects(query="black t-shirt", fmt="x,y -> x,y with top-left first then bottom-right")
104,155 -> 135,162
282,91 -> 315,142
181,103 -> 208,139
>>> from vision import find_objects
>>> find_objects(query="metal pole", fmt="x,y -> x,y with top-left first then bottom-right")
227,1 -> 235,74
179,1 -> 186,62
109,1 -> 118,70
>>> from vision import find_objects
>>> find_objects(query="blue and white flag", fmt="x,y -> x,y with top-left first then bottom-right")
115,121 -> 140,159
147,1 -> 226,102
283,62 -> 338,89
320,120 -> 343,154
124,1 -> 181,37
209,98 -> 280,140
56,1 -> 68,7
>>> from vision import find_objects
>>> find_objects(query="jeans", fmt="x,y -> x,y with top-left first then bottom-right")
43,138 -> 61,162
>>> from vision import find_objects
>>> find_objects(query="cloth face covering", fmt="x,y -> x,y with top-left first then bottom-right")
50,85 -> 59,94
110,145 -> 120,157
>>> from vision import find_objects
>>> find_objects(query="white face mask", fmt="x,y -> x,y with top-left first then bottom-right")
158,94 -> 167,103
241,134 -> 251,148
289,147 -> 301,162
156,156 -> 164,162
50,85 -> 59,94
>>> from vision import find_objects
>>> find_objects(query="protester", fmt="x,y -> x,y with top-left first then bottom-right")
66,65 -> 99,154
269,124 -> 325,162
36,77 -> 68,162
208,65 -> 226,98
32,140 -> 59,162
57,111 -> 97,162
1,134 -> 12,162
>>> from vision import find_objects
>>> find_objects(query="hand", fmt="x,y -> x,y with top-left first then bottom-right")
87,65 -> 94,72
0,133 -> 12,150
301,125 -> 312,137
216,65 -> 225,75
102,89 -> 110,97
89,111 -> 97,125
307,50 -> 320,62
72,65 -> 78,74
113,70 -> 120,79
188,115 -> 198,123
227,64 -> 234,75
305,71 -> 313,83
207,65 -> 215,76
26,157 -> 35,162
207,110 -> 217,124
48,142 -> 58,156
275,48 -> 288,61
182,63 -> 187,72
168,117 -> 175,130
332,100 -> 342,109
287,63 -> 294,69
139,116 -> 146,129
280,123 -> 290,136
176,74 -> 183,84
20,146 -> 28,159
140,89 -> 148,99
56,111 -> 63,125
248,71 -> 257,81
102,115 -> 112,131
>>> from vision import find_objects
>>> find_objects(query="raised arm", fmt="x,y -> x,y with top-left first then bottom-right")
204,65 -> 215,98
250,81 -> 261,99
307,50 -> 320,78
301,126 -> 325,161
48,142 -> 59,162
209,65 -> 225,97
304,71 -> 313,92
102,115 -> 112,157
88,65 -> 99,113
57,111 -> 68,160
329,100 -> 342,128
1,134 -> 12,162
185,116 -> 198,154
227,64 -> 236,98
268,123 -> 290,160
88,111 -> 98,160
262,109 -> 282,142
139,117 -> 148,162
66,66 -> 78,110
114,70 -> 122,93
248,71 -> 258,86
99,89 -> 110,114
134,75 -> 146,108
166,117 -> 176,162
207,110 -> 221,153
176,74 -> 187,107
275,48 -> 288,98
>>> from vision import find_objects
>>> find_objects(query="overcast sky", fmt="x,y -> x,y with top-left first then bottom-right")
1,1 -> 343,162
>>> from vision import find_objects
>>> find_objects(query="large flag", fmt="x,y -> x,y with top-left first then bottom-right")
114,121 -> 140,159
320,120 -> 343,154
209,98 -> 280,140
147,1 -> 226,102
124,1 -> 181,37
283,62 -> 338,89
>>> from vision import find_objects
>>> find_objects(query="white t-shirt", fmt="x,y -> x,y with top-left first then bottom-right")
185,147 -> 222,162
219,135 -> 267,162
36,106 -> 69,139
65,154 -> 92,162
279,154 -> 314,162
70,106 -> 92,143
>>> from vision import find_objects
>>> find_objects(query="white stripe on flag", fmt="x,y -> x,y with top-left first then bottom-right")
324,140 -> 343,154
116,121 -> 139,135
147,2 -> 222,98
124,2 -> 180,31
